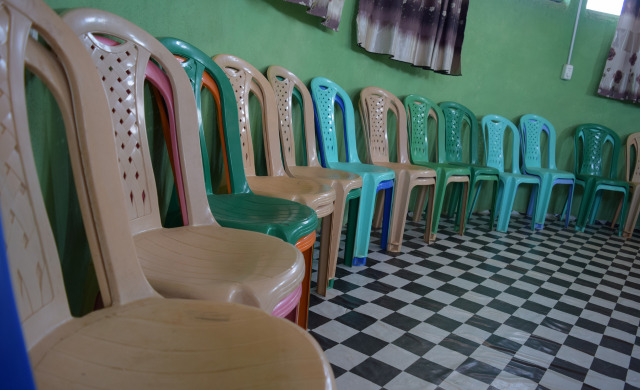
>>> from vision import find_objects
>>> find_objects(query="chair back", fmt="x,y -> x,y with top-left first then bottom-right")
574,123 -> 621,178
519,114 -> 558,171
267,66 -> 323,169
404,94 -> 445,165
213,54 -> 287,177
625,132 -> 640,183
63,9 -> 215,234
310,77 -> 362,166
1,0 -> 159,356
439,101 -> 480,165
160,38 -> 251,195
481,115 -> 522,174
359,86 -> 411,165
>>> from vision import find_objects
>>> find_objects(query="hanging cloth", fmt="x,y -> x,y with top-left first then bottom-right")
357,0 -> 469,75
284,0 -> 345,31
598,0 -> 640,103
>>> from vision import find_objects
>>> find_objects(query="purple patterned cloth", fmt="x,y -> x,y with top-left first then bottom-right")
284,0 -> 345,31
356,0 -> 469,75
598,0 -> 640,103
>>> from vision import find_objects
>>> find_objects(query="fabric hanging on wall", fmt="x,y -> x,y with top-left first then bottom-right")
597,0 -> 640,103
356,0 -> 469,75
284,0 -> 345,31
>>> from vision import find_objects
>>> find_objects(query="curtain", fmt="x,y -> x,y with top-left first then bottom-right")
357,0 -> 469,75
284,0 -> 345,31
597,0 -> 640,103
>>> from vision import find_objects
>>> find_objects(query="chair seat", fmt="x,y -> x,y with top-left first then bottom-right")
499,172 -> 540,185
247,176 -> 336,218
328,161 -> 395,181
449,162 -> 500,177
374,162 -> 437,182
527,167 -> 574,181
209,193 -> 317,244
133,226 -> 304,313
415,161 -> 471,177
575,174 -> 630,189
33,298 -> 333,389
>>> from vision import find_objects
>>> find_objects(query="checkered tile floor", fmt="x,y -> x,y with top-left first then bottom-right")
309,213 -> 640,390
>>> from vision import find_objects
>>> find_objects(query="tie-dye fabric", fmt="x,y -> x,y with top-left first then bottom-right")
598,0 -> 640,103
284,0 -> 345,31
357,0 -> 469,75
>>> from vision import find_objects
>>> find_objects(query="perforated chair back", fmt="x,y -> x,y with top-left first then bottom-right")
575,124 -> 622,178
439,101 -> 480,165
404,94 -> 445,166
520,114 -> 559,171
483,115 -> 522,174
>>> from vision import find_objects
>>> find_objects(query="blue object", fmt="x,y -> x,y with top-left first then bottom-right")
0,216 -> 36,389
311,77 -> 395,265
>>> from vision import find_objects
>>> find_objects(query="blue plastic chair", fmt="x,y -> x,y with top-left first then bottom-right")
481,115 -> 540,232
310,77 -> 395,266
0,217 -> 36,390
519,114 -> 575,229
573,123 -> 629,235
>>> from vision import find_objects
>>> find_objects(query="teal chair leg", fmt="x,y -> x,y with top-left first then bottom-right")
448,183 -> 462,221
343,197 -> 359,267
489,180 -> 499,231
352,176 -> 385,266
576,180 -> 597,232
429,171 -> 452,236
496,179 -> 518,232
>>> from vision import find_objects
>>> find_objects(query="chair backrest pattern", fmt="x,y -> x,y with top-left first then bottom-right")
404,95 -> 445,166
628,132 -> 640,183
439,102 -> 479,165
575,124 -> 621,178
519,114 -> 558,171
482,115 -> 521,174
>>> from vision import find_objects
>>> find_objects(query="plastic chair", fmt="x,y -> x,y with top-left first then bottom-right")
573,124 -> 629,235
439,101 -> 499,231
404,95 -> 470,239
2,1 -> 335,387
267,65 -> 363,294
158,39 -> 322,325
613,132 -> 640,237
481,115 -> 540,232
358,87 -> 437,250
63,9 -> 308,319
519,114 -> 575,229
310,77 -> 395,266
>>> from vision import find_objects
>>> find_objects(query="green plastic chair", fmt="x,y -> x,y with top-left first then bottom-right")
573,123 -> 629,235
481,115 -> 540,232
310,77 -> 395,266
439,101 -> 498,231
519,114 -> 575,229
404,95 -> 470,239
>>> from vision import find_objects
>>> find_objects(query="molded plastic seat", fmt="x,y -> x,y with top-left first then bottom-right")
481,115 -> 540,232
267,66 -> 363,294
310,77 -> 395,266
613,132 -> 640,237
404,95 -> 470,239
519,114 -> 575,229
358,87 -> 437,250
1,1 -> 334,388
573,124 -> 629,235
439,101 -> 499,231
63,9 -> 307,316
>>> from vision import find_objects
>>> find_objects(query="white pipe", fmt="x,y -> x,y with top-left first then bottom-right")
567,0 -> 584,65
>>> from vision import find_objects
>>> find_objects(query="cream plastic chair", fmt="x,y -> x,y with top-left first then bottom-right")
1,0 -> 335,387
62,9 -> 307,318
213,55 -> 338,297
359,87 -> 437,249
613,132 -> 640,237
267,65 -> 363,295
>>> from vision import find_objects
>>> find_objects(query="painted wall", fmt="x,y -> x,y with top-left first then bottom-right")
39,0 -> 638,313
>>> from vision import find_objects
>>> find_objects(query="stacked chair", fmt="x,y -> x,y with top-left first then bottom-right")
310,77 -> 395,266
519,114 -> 575,229
614,132 -> 640,237
404,95 -> 470,239
439,102 -> 499,231
1,0 -> 334,387
480,115 -> 540,232
266,66 -> 363,293
358,87 -> 437,249
573,124 -> 629,235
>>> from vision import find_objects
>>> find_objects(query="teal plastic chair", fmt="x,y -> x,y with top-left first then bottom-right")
573,123 -> 629,235
519,114 -> 575,229
310,77 -> 395,266
439,101 -> 499,231
481,115 -> 540,232
404,95 -> 471,239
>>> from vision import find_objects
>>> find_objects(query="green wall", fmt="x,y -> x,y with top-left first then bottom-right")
40,0 -> 638,313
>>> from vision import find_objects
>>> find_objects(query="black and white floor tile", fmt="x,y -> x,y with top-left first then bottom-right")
309,213 -> 640,390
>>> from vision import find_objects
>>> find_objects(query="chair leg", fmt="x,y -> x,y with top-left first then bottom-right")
295,232 -> 316,330
463,180 -> 481,227
623,188 -> 639,237
343,197 -> 359,267
564,183 -> 574,229
430,172 -> 451,237
488,179 -> 499,231
380,186 -> 394,251
458,180 -> 469,236
316,214 -> 333,296
372,191 -> 385,229
576,181 -> 597,232
448,183 -> 462,220
412,186 -> 428,222
424,184 -> 435,243
612,194 -> 624,229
